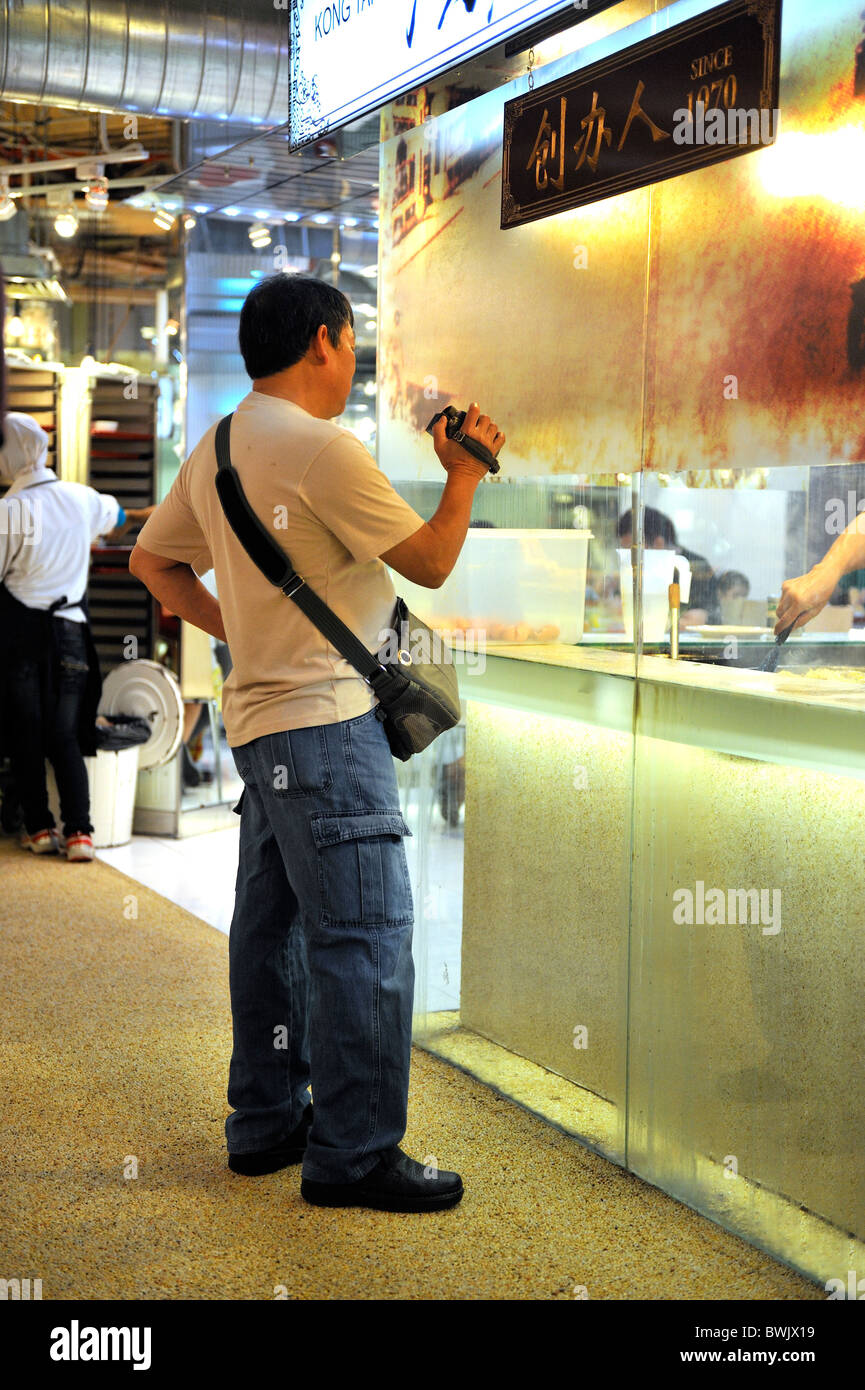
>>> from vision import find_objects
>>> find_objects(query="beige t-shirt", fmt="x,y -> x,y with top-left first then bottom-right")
137,390 -> 425,747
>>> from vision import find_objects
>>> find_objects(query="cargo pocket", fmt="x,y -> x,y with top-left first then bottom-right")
310,811 -> 413,928
265,728 -> 332,798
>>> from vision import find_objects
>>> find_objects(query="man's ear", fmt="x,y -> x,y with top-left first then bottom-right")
311,323 -> 331,362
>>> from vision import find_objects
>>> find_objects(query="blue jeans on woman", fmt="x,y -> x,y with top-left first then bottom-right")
4,617 -> 93,836
226,707 -> 415,1184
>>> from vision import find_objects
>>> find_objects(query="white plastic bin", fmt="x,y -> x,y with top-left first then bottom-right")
394,529 -> 593,645
47,745 -> 141,848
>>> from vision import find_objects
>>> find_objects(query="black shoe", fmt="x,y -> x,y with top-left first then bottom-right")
301,1145 -> 463,1213
228,1104 -> 313,1176
181,744 -> 201,789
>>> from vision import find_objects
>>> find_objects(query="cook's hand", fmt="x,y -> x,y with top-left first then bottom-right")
433,402 -> 505,479
775,564 -> 839,635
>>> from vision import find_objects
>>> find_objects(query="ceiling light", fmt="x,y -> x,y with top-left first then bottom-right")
0,180 -> 17,221
313,214 -> 330,224
182,213 -> 197,231
153,209 -> 176,230
54,207 -> 79,238
223,207 -> 240,217
249,222 -> 271,248
192,204 -> 210,214
8,304 -> 24,337
284,212 -> 300,222
343,217 -> 358,228
84,176 -> 109,211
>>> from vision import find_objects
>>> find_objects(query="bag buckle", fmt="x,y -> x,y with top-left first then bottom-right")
368,665 -> 392,691
281,573 -> 305,598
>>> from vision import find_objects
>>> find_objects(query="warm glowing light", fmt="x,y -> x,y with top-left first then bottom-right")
0,181 -> 17,221
758,126 -> 865,209
153,209 -> 176,230
54,207 -> 79,237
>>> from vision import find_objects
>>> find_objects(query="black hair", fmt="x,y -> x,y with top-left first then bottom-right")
238,273 -> 354,380
617,506 -> 678,547
717,570 -> 750,595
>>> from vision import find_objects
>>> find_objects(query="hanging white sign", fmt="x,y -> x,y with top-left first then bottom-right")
289,0 -> 579,147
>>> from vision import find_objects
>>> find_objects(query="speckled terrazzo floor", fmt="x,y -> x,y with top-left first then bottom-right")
0,836 -> 821,1301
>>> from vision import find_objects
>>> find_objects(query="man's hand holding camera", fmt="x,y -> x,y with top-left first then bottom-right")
432,402 -> 505,479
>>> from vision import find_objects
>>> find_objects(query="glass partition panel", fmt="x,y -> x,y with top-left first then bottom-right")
377,7 -> 657,1166
628,469 -> 865,1280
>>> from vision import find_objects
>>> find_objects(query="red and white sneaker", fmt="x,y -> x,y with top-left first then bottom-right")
20,829 -> 60,855
62,833 -> 95,863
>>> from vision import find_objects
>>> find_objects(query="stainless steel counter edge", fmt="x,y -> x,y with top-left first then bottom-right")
462,647 -> 865,780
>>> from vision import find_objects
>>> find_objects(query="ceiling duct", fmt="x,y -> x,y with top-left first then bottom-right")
0,206 -> 56,283
0,1 -> 288,126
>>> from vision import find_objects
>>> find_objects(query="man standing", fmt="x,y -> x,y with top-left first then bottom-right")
130,273 -> 503,1212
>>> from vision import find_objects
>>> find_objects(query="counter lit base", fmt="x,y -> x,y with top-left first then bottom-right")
407,666 -> 865,1294
415,1010 -> 620,1160
415,1011 -> 864,1294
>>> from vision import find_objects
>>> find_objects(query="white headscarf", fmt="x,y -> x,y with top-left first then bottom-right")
0,412 -> 51,480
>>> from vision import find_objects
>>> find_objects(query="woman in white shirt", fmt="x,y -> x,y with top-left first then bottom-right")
0,413 -> 148,861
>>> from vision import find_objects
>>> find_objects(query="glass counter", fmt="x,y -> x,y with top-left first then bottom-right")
376,0 -> 865,1290
386,465 -> 865,1289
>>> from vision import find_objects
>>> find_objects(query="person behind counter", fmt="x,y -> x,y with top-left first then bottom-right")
717,569 -> 751,625
616,506 -> 721,624
0,413 -> 152,860
776,507 -> 865,634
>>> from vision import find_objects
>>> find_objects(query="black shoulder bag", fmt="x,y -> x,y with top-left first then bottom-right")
213,413 -> 461,761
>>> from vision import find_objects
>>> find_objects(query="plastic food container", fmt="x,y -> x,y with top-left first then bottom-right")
618,548 -> 692,641
393,529 -> 593,644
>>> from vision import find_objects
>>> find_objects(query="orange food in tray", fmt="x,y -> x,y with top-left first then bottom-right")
426,616 -> 560,643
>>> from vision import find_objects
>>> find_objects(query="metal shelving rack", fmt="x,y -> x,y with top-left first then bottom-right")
85,373 -> 159,674
0,359 -> 61,497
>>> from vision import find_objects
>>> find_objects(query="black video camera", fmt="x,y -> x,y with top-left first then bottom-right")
425,406 -> 501,474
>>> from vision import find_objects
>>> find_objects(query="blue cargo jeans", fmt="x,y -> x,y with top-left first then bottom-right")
225,707 -> 415,1184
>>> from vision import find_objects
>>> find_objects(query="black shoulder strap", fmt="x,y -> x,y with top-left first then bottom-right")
213,413 -> 388,687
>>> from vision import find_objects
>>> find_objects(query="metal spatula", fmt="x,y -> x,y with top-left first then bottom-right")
758,619 -> 797,673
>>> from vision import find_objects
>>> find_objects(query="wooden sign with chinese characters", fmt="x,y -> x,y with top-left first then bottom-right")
501,0 -> 781,227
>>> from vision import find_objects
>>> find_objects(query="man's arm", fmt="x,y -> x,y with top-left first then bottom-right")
129,545 -> 226,642
776,512 -> 865,634
380,405 -> 504,588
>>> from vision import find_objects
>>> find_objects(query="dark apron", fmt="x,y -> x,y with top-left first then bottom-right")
0,478 -> 103,757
